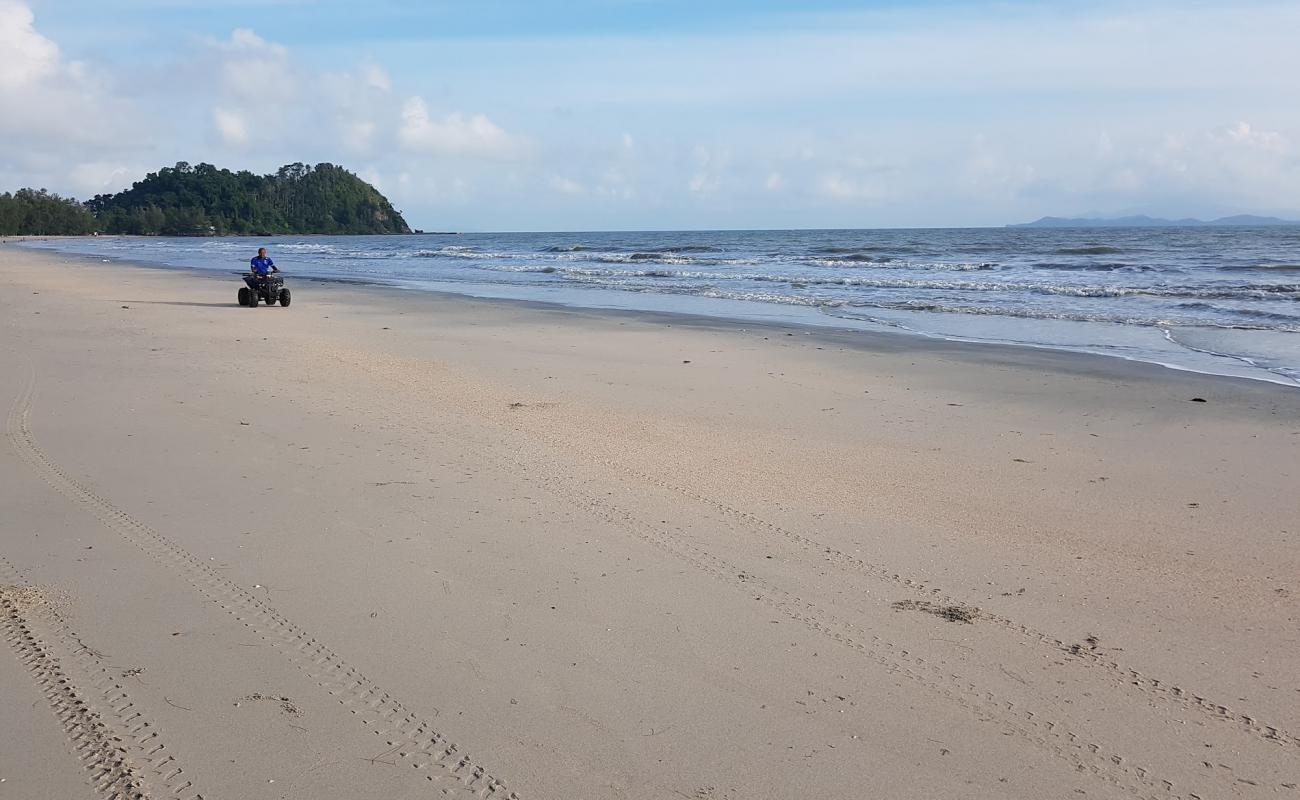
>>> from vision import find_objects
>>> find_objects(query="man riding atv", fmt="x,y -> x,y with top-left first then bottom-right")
251,247 -> 278,277
239,247 -> 291,307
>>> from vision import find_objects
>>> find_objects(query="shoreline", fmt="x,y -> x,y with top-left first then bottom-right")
10,239 -> 1299,393
2,242 -> 1298,799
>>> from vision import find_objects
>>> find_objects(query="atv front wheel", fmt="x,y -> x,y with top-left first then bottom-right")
279,288 -> 291,307
237,287 -> 251,306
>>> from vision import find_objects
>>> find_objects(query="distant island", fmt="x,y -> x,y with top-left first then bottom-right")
0,162 -> 411,236
1010,214 -> 1300,229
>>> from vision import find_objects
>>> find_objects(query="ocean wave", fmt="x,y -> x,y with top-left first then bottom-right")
446,248 -> 740,265
782,277 -> 1300,302
808,245 -> 891,255
801,258 -> 995,271
649,245 -> 723,253
413,247 -> 498,260
471,263 -> 731,279
199,241 -> 252,252
1185,284 -> 1300,300
1175,303 -> 1300,324
696,289 -> 831,307
587,253 -> 707,266
1053,245 -> 1124,255
630,252 -> 695,262
1031,261 -> 1151,272
553,244 -> 722,255
1243,263 -> 1300,271
462,261 -> 1300,302
276,242 -> 339,253
470,264 -> 1015,285
820,297 -> 1300,331
673,288 -> 1297,332
582,252 -> 758,266
810,244 -> 923,254
1039,283 -> 1300,301
809,253 -> 891,263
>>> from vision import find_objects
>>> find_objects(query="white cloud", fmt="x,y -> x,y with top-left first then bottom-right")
1221,121 -> 1287,154
0,0 -> 136,193
818,172 -> 884,202
687,145 -> 727,196
398,97 -> 522,160
1107,167 -> 1142,193
959,136 -> 1036,195
212,107 -> 249,146
320,64 -> 403,155
66,161 -> 135,196
549,175 -> 583,194
1096,132 -> 1115,159
358,167 -> 383,190
216,28 -> 294,102
191,28 -> 411,159
362,63 -> 392,93
0,0 -> 58,91
341,120 -> 377,152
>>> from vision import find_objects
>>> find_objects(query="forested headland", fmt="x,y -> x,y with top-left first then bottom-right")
0,162 -> 411,236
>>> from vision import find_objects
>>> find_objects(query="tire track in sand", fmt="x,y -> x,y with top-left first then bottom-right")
419,344 -> 1298,755
472,441 -> 1205,800
524,434 -> 1300,753
5,364 -> 519,800
312,348 -> 1213,800
0,558 -> 204,800
320,343 -> 1297,772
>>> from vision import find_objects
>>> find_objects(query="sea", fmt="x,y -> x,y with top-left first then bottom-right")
20,227 -> 1300,386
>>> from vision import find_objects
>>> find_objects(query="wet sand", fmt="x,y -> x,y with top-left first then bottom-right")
2,245 -> 1298,799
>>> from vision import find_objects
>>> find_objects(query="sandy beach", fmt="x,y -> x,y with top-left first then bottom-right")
1,244 -> 1297,800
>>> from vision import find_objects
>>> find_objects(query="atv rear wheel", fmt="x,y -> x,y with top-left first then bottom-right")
237,287 -> 251,306
279,288 -> 291,307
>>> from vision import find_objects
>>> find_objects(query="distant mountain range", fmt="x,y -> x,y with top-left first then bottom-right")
1009,214 -> 1300,229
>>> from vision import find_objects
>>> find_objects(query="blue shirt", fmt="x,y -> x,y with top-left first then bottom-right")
250,256 -> 275,275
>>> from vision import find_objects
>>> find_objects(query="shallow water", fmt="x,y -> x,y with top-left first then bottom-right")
22,227 -> 1300,385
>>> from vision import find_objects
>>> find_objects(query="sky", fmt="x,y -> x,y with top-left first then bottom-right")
3,0 -> 1299,230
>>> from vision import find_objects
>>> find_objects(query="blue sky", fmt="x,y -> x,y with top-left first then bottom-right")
5,1 -> 1299,229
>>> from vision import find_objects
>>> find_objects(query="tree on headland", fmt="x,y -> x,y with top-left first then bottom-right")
1,162 -> 411,236
0,189 -> 97,235
88,161 -> 412,235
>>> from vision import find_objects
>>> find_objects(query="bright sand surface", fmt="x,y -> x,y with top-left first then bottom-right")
1,244 -> 1297,800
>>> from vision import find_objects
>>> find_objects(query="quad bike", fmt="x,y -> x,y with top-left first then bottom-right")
238,272 -> 291,307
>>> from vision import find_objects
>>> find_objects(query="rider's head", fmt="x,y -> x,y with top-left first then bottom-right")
257,248 -> 267,257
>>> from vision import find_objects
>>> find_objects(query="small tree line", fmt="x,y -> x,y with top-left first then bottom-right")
0,189 -> 97,235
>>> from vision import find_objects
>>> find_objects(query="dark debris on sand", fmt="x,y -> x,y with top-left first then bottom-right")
890,599 -> 977,624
